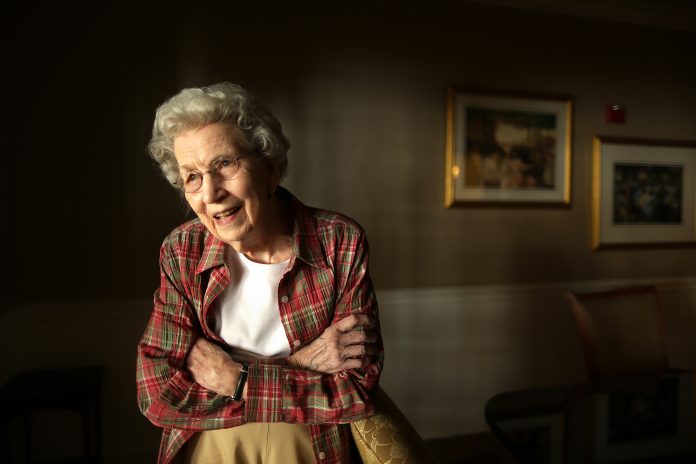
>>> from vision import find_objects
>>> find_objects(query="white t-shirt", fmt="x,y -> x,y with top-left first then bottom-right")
212,249 -> 292,360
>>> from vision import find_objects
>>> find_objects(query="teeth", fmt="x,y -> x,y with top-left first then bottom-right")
215,207 -> 240,219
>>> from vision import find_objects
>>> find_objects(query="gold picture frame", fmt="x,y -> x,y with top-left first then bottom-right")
445,87 -> 572,207
592,136 -> 696,249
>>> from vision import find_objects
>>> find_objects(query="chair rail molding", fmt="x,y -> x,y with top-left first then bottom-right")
2,275 -> 694,441
377,275 -> 696,438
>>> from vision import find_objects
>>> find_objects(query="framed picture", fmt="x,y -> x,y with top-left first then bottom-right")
591,373 -> 695,463
592,136 -> 696,249
444,87 -> 572,207
496,414 -> 565,464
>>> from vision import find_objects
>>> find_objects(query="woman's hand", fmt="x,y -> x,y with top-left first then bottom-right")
185,337 -> 242,397
186,314 -> 378,394
287,314 -> 379,374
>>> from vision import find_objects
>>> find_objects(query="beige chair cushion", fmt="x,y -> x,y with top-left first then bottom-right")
351,386 -> 436,464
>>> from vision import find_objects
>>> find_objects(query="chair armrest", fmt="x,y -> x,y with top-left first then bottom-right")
351,386 -> 438,463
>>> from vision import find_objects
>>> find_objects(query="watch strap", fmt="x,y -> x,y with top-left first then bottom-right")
230,361 -> 249,401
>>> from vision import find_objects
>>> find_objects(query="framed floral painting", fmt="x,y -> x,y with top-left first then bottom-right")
445,87 -> 572,207
592,136 -> 696,249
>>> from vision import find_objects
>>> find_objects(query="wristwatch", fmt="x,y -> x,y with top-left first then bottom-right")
230,361 -> 249,401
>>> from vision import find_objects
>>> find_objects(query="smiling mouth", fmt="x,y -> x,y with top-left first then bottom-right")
214,206 -> 241,219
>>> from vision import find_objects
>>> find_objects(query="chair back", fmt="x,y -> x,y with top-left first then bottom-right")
563,286 -> 669,382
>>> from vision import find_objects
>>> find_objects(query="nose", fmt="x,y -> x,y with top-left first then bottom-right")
200,173 -> 226,204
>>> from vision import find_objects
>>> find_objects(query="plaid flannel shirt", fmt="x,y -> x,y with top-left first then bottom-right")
136,188 -> 383,463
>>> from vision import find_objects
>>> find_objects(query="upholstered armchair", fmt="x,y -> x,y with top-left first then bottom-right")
563,285 -> 670,382
351,386 -> 437,463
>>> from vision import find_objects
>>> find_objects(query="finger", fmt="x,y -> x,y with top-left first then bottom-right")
362,314 -> 377,328
341,329 -> 378,346
334,314 -> 373,333
340,356 -> 373,371
361,344 -> 380,356
341,358 -> 364,371
342,343 -> 380,359
342,344 -> 366,358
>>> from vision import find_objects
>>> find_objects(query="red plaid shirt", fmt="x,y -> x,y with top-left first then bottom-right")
136,188 -> 383,463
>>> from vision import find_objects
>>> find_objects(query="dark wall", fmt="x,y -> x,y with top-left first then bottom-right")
11,1 -> 422,305
10,1 -> 696,308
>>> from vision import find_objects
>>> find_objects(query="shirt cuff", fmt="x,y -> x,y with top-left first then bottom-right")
244,362 -> 284,422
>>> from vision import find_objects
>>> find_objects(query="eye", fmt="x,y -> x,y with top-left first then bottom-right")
215,157 -> 240,178
184,172 -> 202,185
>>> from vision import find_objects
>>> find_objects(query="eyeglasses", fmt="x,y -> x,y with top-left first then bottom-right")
177,154 -> 248,193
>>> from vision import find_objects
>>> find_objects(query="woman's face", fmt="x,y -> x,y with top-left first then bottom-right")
173,123 -> 280,251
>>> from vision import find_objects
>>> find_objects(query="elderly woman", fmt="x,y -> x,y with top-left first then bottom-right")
136,82 -> 383,464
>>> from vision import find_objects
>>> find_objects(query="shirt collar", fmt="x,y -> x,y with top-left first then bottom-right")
195,187 -> 329,274
196,232 -> 227,274
284,187 -> 330,270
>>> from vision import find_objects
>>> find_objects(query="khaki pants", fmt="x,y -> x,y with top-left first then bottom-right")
184,423 -> 315,464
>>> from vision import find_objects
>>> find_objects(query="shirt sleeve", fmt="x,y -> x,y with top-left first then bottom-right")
244,228 -> 384,424
137,221 -> 383,429
136,242 -> 246,431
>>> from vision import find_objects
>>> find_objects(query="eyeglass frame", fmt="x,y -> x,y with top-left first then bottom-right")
175,153 -> 249,193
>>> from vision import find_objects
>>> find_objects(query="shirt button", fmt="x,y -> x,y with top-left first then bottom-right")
293,339 -> 301,347
318,451 -> 326,460
280,295 -> 289,303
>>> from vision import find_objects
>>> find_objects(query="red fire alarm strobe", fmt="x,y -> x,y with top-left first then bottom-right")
605,104 -> 626,123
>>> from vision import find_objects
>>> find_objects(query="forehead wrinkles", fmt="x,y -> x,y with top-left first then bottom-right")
174,124 -> 239,171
